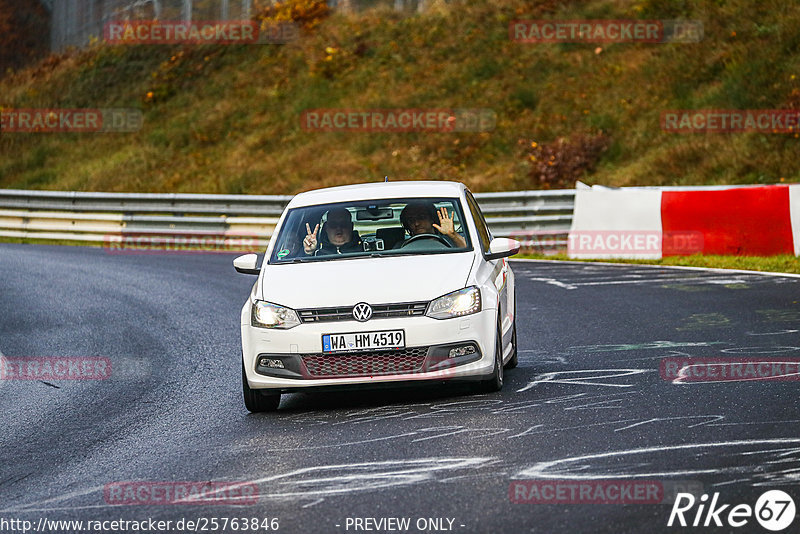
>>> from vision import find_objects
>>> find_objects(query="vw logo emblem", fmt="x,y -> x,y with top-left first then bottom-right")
352,302 -> 373,322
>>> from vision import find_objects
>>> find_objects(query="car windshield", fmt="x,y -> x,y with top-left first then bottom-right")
268,197 -> 472,264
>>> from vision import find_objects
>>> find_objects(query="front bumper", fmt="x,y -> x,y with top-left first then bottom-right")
241,308 -> 497,391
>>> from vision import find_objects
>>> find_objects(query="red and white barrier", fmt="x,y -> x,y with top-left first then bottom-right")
569,186 -> 663,259
569,184 -> 800,259
791,186 -> 800,257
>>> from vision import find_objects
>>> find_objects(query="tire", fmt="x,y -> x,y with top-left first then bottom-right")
504,309 -> 518,370
242,358 -> 280,412
479,323 -> 504,393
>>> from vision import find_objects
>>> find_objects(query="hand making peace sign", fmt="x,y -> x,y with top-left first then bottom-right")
303,223 -> 319,254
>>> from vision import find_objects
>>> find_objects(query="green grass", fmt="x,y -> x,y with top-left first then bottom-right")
517,253 -> 800,274
1,0 -> 799,195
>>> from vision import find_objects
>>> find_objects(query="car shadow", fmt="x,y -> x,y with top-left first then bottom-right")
275,381 -> 482,413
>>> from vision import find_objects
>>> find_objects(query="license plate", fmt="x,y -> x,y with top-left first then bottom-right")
322,330 -> 405,353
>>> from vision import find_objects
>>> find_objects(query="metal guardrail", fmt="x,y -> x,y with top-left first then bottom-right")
0,189 -> 294,216
0,188 -> 575,251
473,190 -> 574,236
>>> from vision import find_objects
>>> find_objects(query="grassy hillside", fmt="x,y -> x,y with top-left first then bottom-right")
1,0 -> 799,194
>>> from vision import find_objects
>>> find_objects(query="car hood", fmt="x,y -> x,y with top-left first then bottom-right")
258,253 -> 475,308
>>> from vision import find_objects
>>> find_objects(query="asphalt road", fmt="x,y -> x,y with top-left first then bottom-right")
2,243 -> 799,534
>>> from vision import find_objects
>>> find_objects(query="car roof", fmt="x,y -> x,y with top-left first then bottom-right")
285,181 -> 467,209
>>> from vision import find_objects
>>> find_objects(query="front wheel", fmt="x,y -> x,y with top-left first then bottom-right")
242,358 -> 280,412
479,325 -> 504,392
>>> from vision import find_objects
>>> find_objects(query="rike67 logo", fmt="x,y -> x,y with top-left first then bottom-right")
668,490 -> 796,531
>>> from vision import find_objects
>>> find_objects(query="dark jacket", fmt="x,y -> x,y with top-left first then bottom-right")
315,230 -> 362,256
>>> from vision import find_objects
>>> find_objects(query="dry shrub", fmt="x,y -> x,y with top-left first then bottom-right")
520,132 -> 609,189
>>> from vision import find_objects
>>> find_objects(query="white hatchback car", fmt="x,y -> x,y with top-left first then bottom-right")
234,181 -> 520,412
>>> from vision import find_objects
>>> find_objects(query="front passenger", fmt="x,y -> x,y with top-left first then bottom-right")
303,207 -> 363,255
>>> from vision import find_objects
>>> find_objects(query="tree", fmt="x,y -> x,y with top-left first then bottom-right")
0,0 -> 50,77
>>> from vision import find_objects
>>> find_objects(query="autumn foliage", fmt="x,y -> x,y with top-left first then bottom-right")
253,0 -> 330,31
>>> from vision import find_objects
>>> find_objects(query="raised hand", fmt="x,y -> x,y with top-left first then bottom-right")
432,206 -> 455,236
432,207 -> 466,248
303,223 -> 319,254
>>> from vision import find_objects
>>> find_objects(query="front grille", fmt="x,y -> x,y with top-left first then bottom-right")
297,302 -> 428,323
301,347 -> 430,378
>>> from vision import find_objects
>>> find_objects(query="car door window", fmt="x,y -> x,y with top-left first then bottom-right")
465,191 -> 491,253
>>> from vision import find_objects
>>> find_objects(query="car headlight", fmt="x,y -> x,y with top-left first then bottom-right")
426,286 -> 481,320
251,300 -> 301,329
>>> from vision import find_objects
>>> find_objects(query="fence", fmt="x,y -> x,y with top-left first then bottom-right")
0,188 -> 575,252
44,0 -> 437,51
46,0 -> 255,51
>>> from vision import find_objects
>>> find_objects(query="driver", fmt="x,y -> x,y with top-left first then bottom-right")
398,201 -> 467,248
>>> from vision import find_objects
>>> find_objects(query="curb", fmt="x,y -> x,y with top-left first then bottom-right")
510,258 -> 800,279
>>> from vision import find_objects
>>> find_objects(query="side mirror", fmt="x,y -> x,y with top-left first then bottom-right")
484,238 -> 521,260
233,254 -> 260,275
